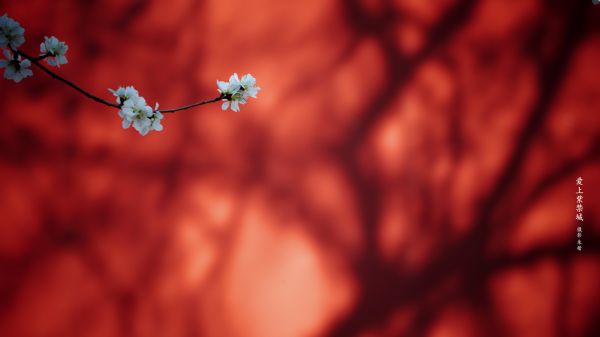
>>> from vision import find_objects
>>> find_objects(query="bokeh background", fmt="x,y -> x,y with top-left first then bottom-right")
1,0 -> 599,336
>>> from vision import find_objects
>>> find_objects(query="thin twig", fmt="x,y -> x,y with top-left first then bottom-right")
34,53 -> 51,61
158,95 -> 223,113
16,50 -> 121,109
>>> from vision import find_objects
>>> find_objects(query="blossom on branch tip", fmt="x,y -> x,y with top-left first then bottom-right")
40,36 -> 68,67
0,14 -> 25,50
0,49 -> 32,82
217,74 -> 241,111
217,73 -> 260,112
240,73 -> 260,98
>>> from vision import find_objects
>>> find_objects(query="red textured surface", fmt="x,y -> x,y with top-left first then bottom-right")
0,1 -> 599,337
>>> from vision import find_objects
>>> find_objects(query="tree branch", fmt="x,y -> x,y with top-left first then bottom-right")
158,95 -> 223,113
16,50 -> 121,109
14,49 -> 223,113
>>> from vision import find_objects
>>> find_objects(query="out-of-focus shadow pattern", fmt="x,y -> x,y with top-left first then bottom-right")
0,0 -> 599,336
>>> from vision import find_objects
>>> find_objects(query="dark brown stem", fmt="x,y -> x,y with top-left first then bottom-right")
158,95 -> 223,113
34,53 -> 52,61
16,50 -> 121,109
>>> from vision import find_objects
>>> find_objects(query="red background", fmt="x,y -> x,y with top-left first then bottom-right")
1,1 -> 599,336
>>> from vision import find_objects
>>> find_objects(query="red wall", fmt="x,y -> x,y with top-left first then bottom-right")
0,1 -> 599,336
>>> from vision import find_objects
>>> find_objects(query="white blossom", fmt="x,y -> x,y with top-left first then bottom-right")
217,74 -> 241,111
149,103 -> 164,132
239,73 -> 260,99
121,95 -> 153,135
109,85 -> 139,104
111,86 -> 163,136
217,73 -> 260,112
40,36 -> 68,67
0,49 -> 32,82
0,14 -> 25,50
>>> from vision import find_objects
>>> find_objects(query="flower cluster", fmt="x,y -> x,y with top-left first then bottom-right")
0,49 -> 32,82
0,13 -> 68,82
0,13 -> 25,50
40,36 -> 68,67
1,13 -> 262,137
217,73 -> 261,112
0,14 -> 29,82
110,86 -> 163,136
